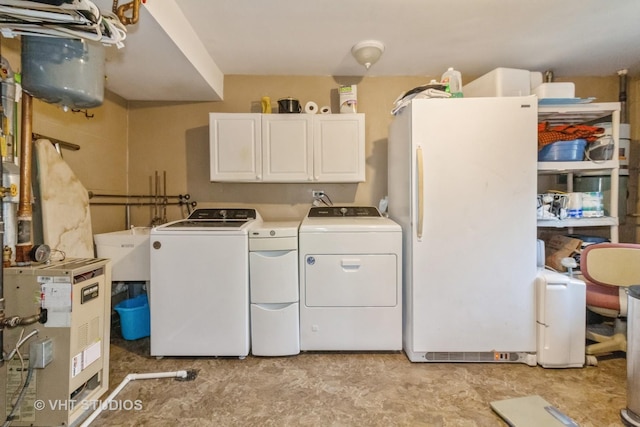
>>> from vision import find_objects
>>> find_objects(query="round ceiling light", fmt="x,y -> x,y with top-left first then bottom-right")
351,40 -> 385,70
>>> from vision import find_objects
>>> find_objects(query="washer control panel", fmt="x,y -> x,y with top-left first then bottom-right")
188,208 -> 257,220
307,206 -> 381,218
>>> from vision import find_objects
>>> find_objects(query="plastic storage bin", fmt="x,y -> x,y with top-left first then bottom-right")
574,171 -> 628,222
463,67 -> 531,97
585,138 -> 614,161
533,82 -> 575,99
538,139 -> 586,161
114,294 -> 150,340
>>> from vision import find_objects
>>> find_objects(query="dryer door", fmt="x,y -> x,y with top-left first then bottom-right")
304,254 -> 398,307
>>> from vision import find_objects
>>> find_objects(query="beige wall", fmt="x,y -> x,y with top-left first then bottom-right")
0,36 -> 129,235
1,40 -> 635,240
125,75 -> 433,227
32,92 -> 129,234
124,75 -> 631,233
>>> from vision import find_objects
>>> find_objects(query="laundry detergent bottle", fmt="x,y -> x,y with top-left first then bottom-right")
441,67 -> 463,98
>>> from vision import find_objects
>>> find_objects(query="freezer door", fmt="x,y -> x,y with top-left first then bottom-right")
407,97 -> 538,353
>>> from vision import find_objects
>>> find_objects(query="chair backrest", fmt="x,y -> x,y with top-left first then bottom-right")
580,243 -> 640,287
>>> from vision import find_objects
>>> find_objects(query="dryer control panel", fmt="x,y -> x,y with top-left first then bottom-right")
307,206 -> 381,217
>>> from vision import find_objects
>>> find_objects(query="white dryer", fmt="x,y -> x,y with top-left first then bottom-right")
298,206 -> 402,351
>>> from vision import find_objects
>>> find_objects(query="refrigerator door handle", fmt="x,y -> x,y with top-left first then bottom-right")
416,145 -> 424,241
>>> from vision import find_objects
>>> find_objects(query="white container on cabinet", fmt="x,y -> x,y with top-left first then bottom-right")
463,67 -> 531,97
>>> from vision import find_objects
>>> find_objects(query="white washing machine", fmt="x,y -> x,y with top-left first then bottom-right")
249,221 -> 300,356
149,208 -> 261,357
298,206 -> 402,351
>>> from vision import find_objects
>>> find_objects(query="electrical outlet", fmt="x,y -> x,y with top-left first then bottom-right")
312,190 -> 325,198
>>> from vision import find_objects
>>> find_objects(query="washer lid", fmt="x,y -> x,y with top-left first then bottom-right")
152,218 -> 257,233
162,220 -> 250,229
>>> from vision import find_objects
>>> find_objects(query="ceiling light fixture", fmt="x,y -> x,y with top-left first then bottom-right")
351,40 -> 385,70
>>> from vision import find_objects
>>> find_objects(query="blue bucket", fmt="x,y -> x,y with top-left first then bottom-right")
538,139 -> 587,161
114,294 -> 150,340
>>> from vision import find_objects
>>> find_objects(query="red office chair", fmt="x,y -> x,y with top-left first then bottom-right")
581,242 -> 640,356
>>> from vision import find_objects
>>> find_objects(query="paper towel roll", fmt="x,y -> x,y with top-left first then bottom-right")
320,105 -> 331,114
304,101 -> 318,114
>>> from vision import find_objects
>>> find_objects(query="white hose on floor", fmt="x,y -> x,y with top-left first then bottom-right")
79,370 -> 190,427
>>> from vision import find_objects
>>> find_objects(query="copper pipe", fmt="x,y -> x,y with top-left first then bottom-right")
114,0 -> 141,26
15,93 -> 33,265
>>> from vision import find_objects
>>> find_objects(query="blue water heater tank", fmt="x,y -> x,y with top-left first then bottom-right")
21,35 -> 105,109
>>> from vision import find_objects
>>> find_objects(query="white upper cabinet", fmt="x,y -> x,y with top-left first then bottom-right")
261,115 -> 313,182
209,113 -> 365,183
209,114 -> 261,181
313,115 -> 365,182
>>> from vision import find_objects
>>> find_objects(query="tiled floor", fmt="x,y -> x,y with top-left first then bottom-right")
87,332 -> 629,427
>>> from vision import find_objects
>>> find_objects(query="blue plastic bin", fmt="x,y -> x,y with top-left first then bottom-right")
114,294 -> 150,340
538,138 -> 587,161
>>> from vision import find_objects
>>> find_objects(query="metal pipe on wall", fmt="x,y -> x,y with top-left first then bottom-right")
618,69 -> 628,124
89,200 -> 197,229
88,192 -> 188,200
15,93 -> 33,266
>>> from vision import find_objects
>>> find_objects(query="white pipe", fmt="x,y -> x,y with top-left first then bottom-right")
79,370 -> 188,427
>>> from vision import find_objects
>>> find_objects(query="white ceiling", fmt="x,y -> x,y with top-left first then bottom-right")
95,0 -> 640,102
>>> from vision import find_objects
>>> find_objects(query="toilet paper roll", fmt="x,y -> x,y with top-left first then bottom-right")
320,105 -> 331,114
304,101 -> 318,114
566,192 -> 583,218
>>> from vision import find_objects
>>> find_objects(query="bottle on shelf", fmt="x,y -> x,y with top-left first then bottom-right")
441,67 -> 463,98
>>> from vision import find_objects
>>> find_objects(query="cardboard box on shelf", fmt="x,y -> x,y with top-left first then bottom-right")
539,232 -> 583,272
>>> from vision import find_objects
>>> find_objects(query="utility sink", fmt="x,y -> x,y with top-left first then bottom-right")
94,228 -> 151,281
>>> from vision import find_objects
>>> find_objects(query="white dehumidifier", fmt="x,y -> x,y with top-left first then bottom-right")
536,269 -> 586,368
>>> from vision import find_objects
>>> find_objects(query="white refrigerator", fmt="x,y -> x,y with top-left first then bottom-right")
388,97 -> 538,365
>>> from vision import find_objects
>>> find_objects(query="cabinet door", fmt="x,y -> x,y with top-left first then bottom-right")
313,114 -> 365,182
209,113 -> 261,181
261,115 -> 313,182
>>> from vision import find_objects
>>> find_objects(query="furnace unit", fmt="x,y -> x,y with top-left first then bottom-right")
1,258 -> 111,426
